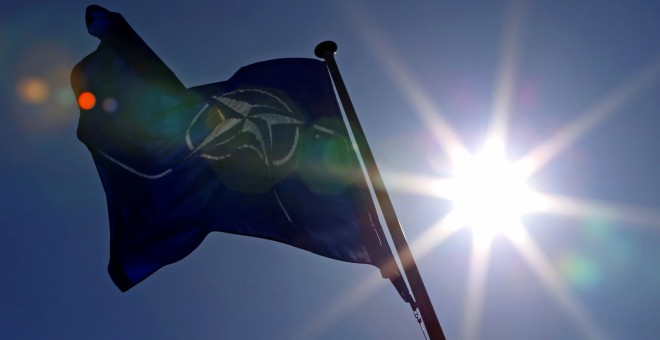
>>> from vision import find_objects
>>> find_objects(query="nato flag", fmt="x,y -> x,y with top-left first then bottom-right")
71,5 -> 401,292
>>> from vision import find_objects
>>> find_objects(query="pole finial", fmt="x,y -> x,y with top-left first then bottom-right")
314,41 -> 337,59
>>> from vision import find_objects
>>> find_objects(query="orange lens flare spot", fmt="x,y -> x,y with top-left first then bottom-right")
17,77 -> 50,104
78,92 -> 96,110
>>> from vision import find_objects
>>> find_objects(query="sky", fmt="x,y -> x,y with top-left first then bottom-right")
1,1 -> 659,339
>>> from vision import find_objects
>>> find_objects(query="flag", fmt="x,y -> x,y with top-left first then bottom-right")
71,5 -> 408,297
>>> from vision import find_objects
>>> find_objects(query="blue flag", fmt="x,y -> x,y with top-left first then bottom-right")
71,5 -> 407,296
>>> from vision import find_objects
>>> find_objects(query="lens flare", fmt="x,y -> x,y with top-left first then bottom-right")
102,97 -> 118,112
17,77 -> 49,104
78,91 -> 96,110
558,252 -> 601,290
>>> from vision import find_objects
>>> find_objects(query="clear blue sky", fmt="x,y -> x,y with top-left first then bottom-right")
1,1 -> 659,339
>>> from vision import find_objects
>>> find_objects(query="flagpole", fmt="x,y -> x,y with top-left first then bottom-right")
315,41 -> 447,340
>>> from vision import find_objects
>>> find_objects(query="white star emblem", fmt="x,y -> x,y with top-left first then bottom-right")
184,88 -> 317,192
186,88 -> 305,168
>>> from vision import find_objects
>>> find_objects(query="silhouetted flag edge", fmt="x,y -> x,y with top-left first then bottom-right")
72,5 -> 403,293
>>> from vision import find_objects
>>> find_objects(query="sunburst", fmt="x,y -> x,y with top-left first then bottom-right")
303,2 -> 660,339
443,137 -> 537,243
380,3 -> 660,338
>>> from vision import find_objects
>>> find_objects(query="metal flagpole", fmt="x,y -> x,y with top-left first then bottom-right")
315,41 -> 447,340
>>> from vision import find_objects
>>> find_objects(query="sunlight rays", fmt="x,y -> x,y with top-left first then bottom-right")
381,170 -> 455,200
332,1 -> 660,339
521,54 -> 660,175
487,0 -> 526,146
297,211 -> 466,339
344,8 -> 469,164
412,210 -> 468,259
370,43 -> 468,163
468,0 -> 529,248
508,228 -> 611,340
294,270 -> 387,339
535,192 -> 660,231
462,234 -> 492,340
355,0 -> 613,334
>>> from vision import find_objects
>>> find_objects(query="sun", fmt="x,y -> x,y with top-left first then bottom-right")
446,138 -> 537,241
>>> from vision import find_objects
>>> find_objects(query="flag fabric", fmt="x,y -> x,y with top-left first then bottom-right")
71,5 -> 407,296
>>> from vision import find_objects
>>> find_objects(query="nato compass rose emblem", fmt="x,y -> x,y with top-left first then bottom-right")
185,88 -> 307,192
